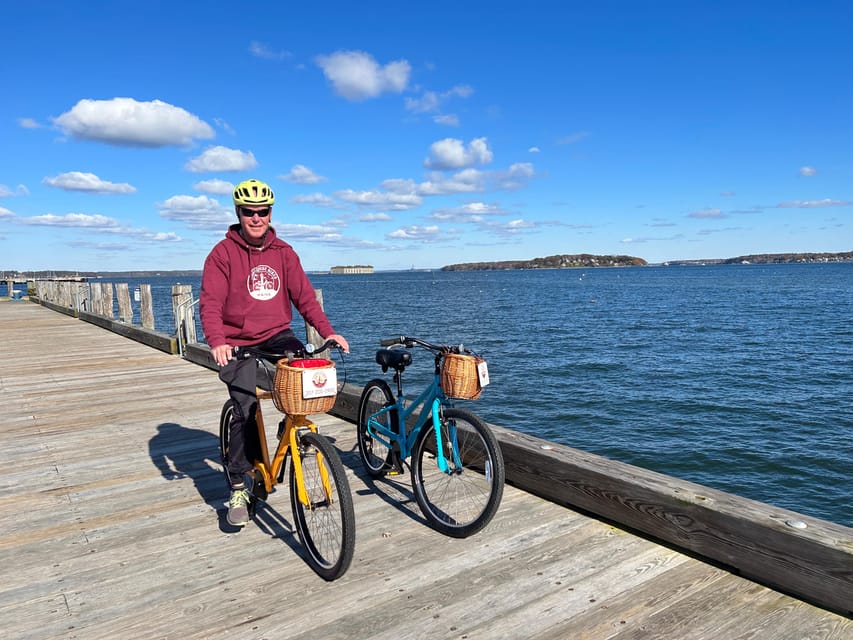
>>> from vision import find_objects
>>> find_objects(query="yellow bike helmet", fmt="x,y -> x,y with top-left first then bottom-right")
233,179 -> 275,206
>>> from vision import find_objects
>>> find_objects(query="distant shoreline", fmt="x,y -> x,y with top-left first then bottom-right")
3,251 -> 851,279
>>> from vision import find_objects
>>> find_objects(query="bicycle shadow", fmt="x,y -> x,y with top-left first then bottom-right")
149,422 -> 243,533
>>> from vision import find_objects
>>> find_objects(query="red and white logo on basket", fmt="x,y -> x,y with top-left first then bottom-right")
311,371 -> 328,388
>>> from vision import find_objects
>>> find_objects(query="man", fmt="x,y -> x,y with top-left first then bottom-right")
200,178 -> 349,526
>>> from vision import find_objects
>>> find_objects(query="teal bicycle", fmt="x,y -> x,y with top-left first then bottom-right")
356,336 -> 505,538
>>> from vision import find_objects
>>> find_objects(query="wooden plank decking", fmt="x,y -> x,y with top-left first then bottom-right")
1,300 -> 850,640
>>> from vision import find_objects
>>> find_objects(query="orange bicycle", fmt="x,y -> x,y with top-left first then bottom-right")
218,339 -> 355,580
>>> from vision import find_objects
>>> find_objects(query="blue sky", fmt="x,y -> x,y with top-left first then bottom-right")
1,0 -> 851,272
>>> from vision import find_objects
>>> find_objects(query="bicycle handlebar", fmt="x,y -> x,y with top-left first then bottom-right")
379,335 -> 471,355
234,338 -> 341,362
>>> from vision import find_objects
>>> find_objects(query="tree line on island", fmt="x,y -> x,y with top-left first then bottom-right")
442,254 -> 647,271
442,250 -> 852,271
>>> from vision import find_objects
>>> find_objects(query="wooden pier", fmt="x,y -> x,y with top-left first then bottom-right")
1,299 -> 850,639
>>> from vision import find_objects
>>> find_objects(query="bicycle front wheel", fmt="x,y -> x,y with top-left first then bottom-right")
411,407 -> 505,538
356,378 -> 398,477
290,431 -> 356,580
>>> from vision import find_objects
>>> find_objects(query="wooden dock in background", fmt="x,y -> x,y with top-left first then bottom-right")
1,299 -> 851,639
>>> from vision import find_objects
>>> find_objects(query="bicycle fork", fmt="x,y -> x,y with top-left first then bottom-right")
287,416 -> 336,509
431,400 -> 462,473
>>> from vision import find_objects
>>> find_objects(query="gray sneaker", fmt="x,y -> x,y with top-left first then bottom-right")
227,487 -> 251,526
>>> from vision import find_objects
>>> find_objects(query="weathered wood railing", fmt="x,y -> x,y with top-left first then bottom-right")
28,279 -> 185,353
27,280 -> 320,358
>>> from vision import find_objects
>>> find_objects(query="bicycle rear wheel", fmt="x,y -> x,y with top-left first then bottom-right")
356,378 -> 398,477
411,407 -> 505,538
290,431 -> 356,580
218,400 -> 235,487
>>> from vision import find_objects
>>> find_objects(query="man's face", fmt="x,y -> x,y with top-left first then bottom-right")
237,206 -> 272,244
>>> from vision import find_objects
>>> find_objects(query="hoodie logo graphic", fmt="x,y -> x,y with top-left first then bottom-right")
248,265 -> 280,301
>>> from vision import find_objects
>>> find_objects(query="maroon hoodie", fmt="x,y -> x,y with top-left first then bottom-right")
200,224 -> 334,349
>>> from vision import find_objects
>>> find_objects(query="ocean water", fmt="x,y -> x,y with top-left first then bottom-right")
65,264 -> 853,527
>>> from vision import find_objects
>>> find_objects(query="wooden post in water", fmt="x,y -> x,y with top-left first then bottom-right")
90,283 -> 102,315
101,283 -> 114,319
171,284 -> 197,345
305,289 -> 325,352
140,284 -> 154,329
116,283 -> 132,323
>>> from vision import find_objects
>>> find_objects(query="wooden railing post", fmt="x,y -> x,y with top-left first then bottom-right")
116,283 -> 132,322
305,288 -> 325,352
140,285 -> 154,329
171,284 -> 196,345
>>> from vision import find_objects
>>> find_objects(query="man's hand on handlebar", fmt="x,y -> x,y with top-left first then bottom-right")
327,333 -> 350,353
211,343 -> 234,367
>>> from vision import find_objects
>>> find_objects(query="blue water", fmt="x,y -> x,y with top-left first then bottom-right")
73,264 -> 853,526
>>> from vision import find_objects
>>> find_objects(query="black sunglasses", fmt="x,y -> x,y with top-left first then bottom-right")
239,207 -> 271,218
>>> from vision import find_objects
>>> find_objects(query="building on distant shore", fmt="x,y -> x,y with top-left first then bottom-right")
329,265 -> 374,274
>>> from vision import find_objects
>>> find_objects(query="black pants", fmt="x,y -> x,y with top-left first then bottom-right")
218,329 -> 304,486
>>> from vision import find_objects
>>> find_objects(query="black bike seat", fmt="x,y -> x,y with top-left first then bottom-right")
375,348 -> 412,372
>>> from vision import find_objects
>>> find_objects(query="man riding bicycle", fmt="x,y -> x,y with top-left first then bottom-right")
200,178 -> 350,527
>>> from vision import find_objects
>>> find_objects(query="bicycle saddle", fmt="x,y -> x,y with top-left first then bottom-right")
375,348 -> 412,372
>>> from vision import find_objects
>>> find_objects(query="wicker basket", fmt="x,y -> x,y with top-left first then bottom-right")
273,358 -> 337,415
441,353 -> 486,400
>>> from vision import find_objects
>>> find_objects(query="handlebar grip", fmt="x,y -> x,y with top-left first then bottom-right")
380,336 -> 405,347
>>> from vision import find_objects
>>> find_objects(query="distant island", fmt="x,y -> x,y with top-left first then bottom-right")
662,251 -> 853,266
442,254 -> 647,271
441,251 -> 852,271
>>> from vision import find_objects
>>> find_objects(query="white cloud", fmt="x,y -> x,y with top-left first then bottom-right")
18,118 -> 40,129
0,184 -> 29,198
0,207 -> 15,218
799,166 -> 817,177
528,146 -> 541,153
688,208 -> 726,219
430,202 -> 509,222
281,164 -> 327,184
334,188 -> 422,211
291,193 -> 340,208
424,137 -> 493,170
42,171 -> 136,194
493,163 -> 534,190
184,146 -> 257,173
53,97 -> 215,147
433,114 -> 460,126
387,225 -> 442,241
316,50 -> 410,101
194,179 -> 234,195
159,194 -> 233,229
249,41 -> 292,61
557,131 -> 592,145
405,91 -> 440,113
418,169 -> 485,195
359,212 -> 393,222
778,198 -> 851,208
22,213 -> 120,228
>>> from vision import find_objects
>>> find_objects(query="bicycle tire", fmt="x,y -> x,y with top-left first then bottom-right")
411,407 -> 505,538
218,400 -> 235,488
356,378 -> 398,477
290,431 -> 356,581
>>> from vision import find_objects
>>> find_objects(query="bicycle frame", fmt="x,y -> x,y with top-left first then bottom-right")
366,371 -> 462,473
252,389 -> 334,508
